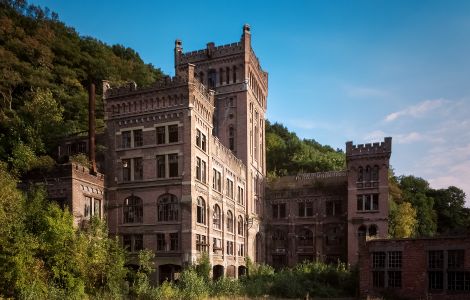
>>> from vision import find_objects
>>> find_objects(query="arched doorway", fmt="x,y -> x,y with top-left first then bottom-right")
213,265 -> 224,280
238,265 -> 247,277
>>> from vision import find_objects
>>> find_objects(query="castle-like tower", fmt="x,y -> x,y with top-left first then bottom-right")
346,137 -> 391,264
103,25 -> 267,282
174,24 -> 268,261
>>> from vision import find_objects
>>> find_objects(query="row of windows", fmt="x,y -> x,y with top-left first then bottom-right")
358,165 -> 379,182
197,161 -> 245,203
121,125 -> 179,149
123,233 -> 179,252
196,233 -> 244,256
357,194 -> 379,211
197,65 -> 239,89
271,229 -> 314,248
84,196 -> 101,218
122,154 -> 179,182
196,197 -> 246,236
272,201 -> 343,219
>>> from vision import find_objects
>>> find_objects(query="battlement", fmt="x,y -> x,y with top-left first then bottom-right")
295,171 -> 347,181
104,76 -> 189,99
346,137 -> 392,157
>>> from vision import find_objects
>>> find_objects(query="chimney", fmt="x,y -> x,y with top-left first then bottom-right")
88,82 -> 97,174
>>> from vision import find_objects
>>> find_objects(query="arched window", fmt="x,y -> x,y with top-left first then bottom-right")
157,194 -> 179,222
227,210 -> 234,233
365,166 -> 371,182
199,72 -> 204,85
238,215 -> 244,236
358,167 -> 364,182
213,204 -> 221,230
233,65 -> 237,83
229,126 -> 235,151
372,165 -> 379,181
197,197 -> 206,224
369,224 -> 378,237
123,195 -> 143,223
297,229 -> 313,247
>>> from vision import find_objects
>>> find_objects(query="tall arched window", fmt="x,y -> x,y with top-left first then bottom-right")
238,215 -> 244,236
229,126 -> 235,151
358,225 -> 367,237
227,210 -> 234,233
358,167 -> 364,182
372,165 -> 379,181
197,197 -> 206,224
297,229 -> 313,247
213,204 -> 221,230
123,195 -> 143,223
365,166 -> 371,182
158,194 -> 179,222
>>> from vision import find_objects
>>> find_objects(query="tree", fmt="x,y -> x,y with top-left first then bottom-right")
428,186 -> 469,234
389,200 -> 417,238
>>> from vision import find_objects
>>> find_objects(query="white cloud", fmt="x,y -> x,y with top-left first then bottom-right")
384,99 -> 448,122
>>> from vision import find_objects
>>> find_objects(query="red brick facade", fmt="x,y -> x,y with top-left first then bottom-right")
360,237 -> 470,299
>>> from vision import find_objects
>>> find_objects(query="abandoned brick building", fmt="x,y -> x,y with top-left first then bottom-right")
360,236 -> 470,299
103,25 -> 267,282
47,25 -> 392,282
266,138 -> 392,267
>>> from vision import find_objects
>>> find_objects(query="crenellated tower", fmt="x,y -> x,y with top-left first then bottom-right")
346,137 -> 392,264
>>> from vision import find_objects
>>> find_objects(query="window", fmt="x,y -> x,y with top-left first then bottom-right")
238,243 -> 244,256
122,234 -> 143,252
168,125 -> 178,143
229,126 -> 235,151
226,66 -> 230,84
196,157 -> 206,183
213,238 -> 222,253
213,204 -> 221,230
428,249 -> 469,291
123,196 -> 143,223
369,224 -> 378,236
326,201 -> 341,216
212,169 -> 221,192
371,251 -> 402,289
93,198 -> 101,218
156,155 -> 165,178
297,229 -> 313,247
122,159 -> 131,181
170,233 -> 179,251
298,201 -> 313,217
447,272 -> 470,291
133,129 -> 143,147
237,186 -> 244,205
157,194 -> 179,222
156,126 -> 165,144
448,250 -> 464,269
238,215 -> 244,236
372,165 -> 379,181
169,154 -> 179,177
196,129 -> 206,151
196,234 -> 207,252
157,233 -> 166,251
272,203 -> 286,219
134,157 -> 143,180
357,194 -> 379,211
197,197 -> 206,224
226,178 -> 234,199
226,241 -> 234,255
227,210 -> 234,233
122,158 -> 143,181
84,196 -> 92,218
122,131 -> 131,148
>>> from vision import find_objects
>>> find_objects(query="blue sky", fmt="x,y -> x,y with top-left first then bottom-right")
31,0 -> 470,202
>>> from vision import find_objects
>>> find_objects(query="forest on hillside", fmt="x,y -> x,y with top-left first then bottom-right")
0,0 -> 469,298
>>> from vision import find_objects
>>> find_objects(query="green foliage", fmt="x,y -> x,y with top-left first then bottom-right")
0,0 -> 165,174
177,268 -> 209,300
195,252 -> 211,283
428,186 -> 469,235
0,164 -> 128,299
389,200 -> 417,238
266,120 -> 345,177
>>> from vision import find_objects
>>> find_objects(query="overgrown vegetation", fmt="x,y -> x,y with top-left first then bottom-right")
266,121 -> 346,177
0,0 -> 165,174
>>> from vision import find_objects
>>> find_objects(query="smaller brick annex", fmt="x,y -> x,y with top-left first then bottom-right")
360,236 -> 470,299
